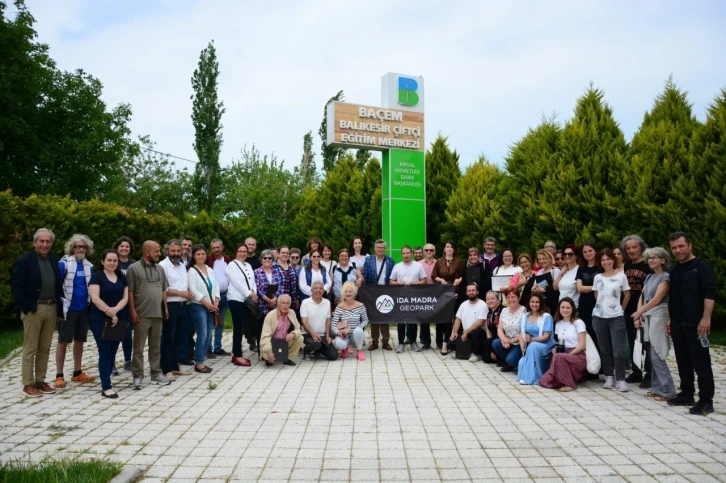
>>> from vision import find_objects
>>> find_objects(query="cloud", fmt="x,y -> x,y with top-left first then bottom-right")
23,0 -> 726,170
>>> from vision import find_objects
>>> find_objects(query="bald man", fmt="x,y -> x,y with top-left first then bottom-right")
127,241 -> 171,389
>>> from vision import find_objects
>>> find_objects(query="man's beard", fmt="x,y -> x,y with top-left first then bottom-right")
170,255 -> 181,265
74,253 -> 85,261
468,295 -> 478,301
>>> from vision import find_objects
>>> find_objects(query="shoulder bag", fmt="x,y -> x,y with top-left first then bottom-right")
232,261 -> 260,318
192,266 -> 223,327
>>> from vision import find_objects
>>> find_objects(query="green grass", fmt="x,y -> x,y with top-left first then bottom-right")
0,316 -> 24,361
0,458 -> 121,483
709,328 -> 726,346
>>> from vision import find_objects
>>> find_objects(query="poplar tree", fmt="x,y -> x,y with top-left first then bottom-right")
425,135 -> 460,246
191,40 -> 225,213
299,130 -> 316,184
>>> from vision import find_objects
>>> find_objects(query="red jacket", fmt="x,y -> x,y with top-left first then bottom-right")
206,254 -> 231,268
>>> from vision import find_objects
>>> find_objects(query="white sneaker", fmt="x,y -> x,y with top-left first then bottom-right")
468,354 -> 482,363
153,375 -> 171,386
603,376 -> 615,389
519,379 -> 526,385
411,342 -> 421,352
396,344 -> 405,353
616,380 -> 629,392
164,372 -> 177,381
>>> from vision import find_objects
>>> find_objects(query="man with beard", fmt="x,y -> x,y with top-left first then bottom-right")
413,247 -> 424,262
181,237 -> 193,265
389,245 -> 427,353
246,237 -> 261,271
446,283 -> 488,361
128,240 -> 170,390
159,240 -> 193,381
54,234 -> 96,388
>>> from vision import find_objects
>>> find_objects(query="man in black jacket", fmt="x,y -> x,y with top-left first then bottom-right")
667,232 -> 716,415
11,228 -> 63,398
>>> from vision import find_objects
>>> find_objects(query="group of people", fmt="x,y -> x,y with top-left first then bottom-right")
11,229 -> 716,416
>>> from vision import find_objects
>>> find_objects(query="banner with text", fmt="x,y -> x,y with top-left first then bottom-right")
358,284 -> 456,324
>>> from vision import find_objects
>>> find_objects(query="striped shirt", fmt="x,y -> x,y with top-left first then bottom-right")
331,304 -> 369,335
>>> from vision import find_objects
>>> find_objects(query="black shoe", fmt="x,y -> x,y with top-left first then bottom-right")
179,359 -> 194,366
101,390 -> 119,399
214,349 -> 230,355
496,360 -> 505,367
668,392 -> 696,407
625,373 -> 642,383
205,352 -> 217,359
111,367 -> 120,376
265,361 -> 274,367
689,399 -> 714,416
283,360 -> 296,366
500,366 -> 513,373
420,344 -> 431,351
639,375 -> 652,389
249,344 -> 258,352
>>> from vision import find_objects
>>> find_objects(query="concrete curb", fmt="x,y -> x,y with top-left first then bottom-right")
0,347 -> 22,367
109,465 -> 142,483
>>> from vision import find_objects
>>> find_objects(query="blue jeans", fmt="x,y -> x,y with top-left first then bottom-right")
210,293 -> 228,352
492,338 -> 523,368
190,303 -> 214,364
90,318 -> 120,391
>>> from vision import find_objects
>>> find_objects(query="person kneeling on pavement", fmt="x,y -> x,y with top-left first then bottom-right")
260,294 -> 303,366
300,281 -> 337,361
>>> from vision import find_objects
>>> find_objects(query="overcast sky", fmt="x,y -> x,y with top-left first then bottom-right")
22,0 -> 726,172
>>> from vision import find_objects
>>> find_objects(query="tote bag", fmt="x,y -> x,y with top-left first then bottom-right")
585,333 -> 601,374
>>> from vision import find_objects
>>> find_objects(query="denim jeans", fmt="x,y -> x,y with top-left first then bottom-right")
189,303 -> 214,364
90,318 -> 120,391
161,302 -> 186,373
209,293 -> 228,352
593,315 -> 627,380
492,338 -> 523,368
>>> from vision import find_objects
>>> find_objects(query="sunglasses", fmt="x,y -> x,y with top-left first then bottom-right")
312,255 -> 321,258
424,249 -> 434,252
564,252 -> 575,257
290,255 -> 299,259
262,256 -> 273,260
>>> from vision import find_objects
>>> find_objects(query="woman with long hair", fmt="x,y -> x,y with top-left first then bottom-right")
319,243 -> 338,279
516,293 -> 556,385
576,242 -> 601,365
112,236 -> 135,374
515,253 -> 535,303
554,245 -> 580,306
527,249 -> 560,314
349,236 -> 368,269
432,240 -> 464,355
539,298 -> 588,391
187,245 -> 219,374
226,243 -> 256,367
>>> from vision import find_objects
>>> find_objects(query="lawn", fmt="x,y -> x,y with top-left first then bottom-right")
0,316 -> 23,361
0,458 -> 121,483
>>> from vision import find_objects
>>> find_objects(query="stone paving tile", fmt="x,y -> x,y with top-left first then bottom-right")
0,332 -> 725,482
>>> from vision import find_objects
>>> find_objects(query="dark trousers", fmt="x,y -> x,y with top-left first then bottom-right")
121,318 -> 133,362
303,333 -> 338,360
482,336 -> 498,362
162,302 -> 185,373
436,322 -> 453,348
89,319 -> 120,391
447,327 -> 486,356
397,323 -> 418,344
419,323 -> 431,345
370,324 -> 390,343
671,322 -> 714,402
186,303 -> 197,360
626,312 -> 651,377
228,300 -> 247,358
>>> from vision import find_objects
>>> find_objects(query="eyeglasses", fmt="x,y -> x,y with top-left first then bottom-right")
424,249 -> 434,252
73,245 -> 87,250
262,256 -> 273,260
564,252 -> 575,257
311,255 -> 321,259
290,256 -> 299,259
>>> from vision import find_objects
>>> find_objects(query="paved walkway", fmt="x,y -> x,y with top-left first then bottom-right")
0,331 -> 725,482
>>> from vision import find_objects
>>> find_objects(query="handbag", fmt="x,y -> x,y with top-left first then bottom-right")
192,266 -> 223,326
233,261 -> 260,318
585,333 -> 601,374
633,327 -> 645,372
101,317 -> 128,342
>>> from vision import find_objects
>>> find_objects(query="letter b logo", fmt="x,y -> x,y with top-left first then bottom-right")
398,76 -> 419,107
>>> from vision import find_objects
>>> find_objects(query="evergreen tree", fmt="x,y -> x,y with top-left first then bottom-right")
299,130 -> 316,184
625,77 -> 699,243
319,90 -> 346,172
444,156 -> 506,251
354,149 -> 372,170
191,40 -> 225,214
425,135 -> 460,246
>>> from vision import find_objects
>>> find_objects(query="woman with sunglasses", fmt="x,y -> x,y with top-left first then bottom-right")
554,246 -> 581,307
289,248 -> 303,276
254,249 -> 283,352
298,249 -> 332,301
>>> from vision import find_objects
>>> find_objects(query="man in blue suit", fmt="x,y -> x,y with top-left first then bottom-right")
362,239 -> 395,350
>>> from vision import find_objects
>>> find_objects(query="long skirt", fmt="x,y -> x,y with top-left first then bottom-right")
539,349 -> 587,389
517,341 -> 555,385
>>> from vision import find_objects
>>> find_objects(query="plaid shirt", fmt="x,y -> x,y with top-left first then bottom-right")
274,262 -> 300,306
255,266 -> 283,316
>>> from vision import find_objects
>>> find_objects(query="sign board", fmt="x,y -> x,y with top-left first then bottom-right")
358,284 -> 456,324
381,72 -> 424,113
326,102 -> 424,152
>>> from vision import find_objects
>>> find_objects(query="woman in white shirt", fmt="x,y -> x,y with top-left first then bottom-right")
226,243 -> 257,367
187,245 -> 220,373
319,243 -> 338,280
492,249 -> 522,304
540,298 -> 588,391
298,250 -> 332,299
592,248 -> 631,392
349,236 -> 368,269
554,246 -> 580,307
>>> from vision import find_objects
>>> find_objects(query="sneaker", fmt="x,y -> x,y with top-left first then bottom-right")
153,375 -> 171,386
420,344 -> 431,351
616,380 -> 629,392
53,377 -> 66,388
214,349 -> 230,355
23,385 -> 42,397
357,350 -> 365,361
625,373 -> 642,383
689,399 -> 715,416
133,377 -> 142,390
164,372 -> 177,381
639,375 -> 652,389
469,355 -> 482,363
668,392 -> 696,407
35,382 -> 56,394
396,344 -> 405,354
71,372 -> 95,383
519,380 -> 526,385
123,361 -> 131,371
411,342 -> 421,352
112,366 -> 120,376
340,348 -> 349,359
603,376 -> 615,389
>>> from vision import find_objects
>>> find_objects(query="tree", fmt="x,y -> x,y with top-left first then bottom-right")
354,149 -> 372,170
425,135 -> 460,246
191,40 -> 225,214
0,1 -> 133,200
299,130 -> 317,184
319,90 -> 346,172
217,145 -> 303,248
